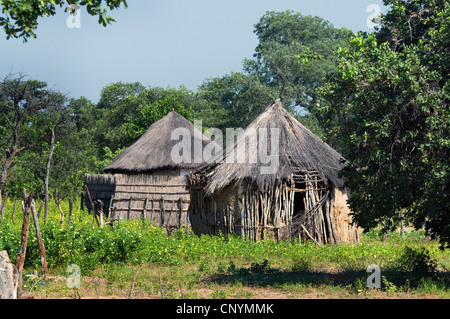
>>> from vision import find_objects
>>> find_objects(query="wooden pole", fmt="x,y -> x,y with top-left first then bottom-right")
150,199 -> 154,223
178,197 -> 183,229
30,198 -> 48,275
15,189 -> 31,296
127,197 -> 132,220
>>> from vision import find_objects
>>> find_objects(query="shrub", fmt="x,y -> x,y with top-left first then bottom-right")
398,246 -> 437,276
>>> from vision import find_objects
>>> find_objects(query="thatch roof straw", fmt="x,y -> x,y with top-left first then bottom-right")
191,99 -> 346,196
104,111 -> 215,174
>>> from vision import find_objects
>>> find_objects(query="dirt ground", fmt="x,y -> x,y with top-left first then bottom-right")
20,270 -> 447,300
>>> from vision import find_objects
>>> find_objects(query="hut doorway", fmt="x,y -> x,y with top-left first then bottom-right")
292,184 -> 306,219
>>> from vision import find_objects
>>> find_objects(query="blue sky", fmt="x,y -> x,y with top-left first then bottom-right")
0,0 -> 387,103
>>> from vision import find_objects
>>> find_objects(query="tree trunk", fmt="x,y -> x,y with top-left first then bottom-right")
400,208 -> 405,239
0,152 -> 15,193
31,198 -> 48,275
0,251 -> 19,299
381,216 -> 391,242
0,191 -> 8,224
44,129 -> 56,223
68,198 -> 73,225
54,189 -> 64,226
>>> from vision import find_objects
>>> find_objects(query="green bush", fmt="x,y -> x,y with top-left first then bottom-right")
398,246 -> 437,275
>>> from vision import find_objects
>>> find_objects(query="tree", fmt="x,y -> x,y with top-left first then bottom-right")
195,72 -> 278,130
243,10 -> 352,121
319,0 -> 449,247
122,86 -> 195,142
0,74 -> 67,194
0,0 -> 128,41
94,82 -> 197,155
94,81 -> 147,154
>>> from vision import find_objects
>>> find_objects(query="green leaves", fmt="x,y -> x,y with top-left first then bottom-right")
0,0 -> 128,41
244,10 -> 352,120
320,0 -> 450,248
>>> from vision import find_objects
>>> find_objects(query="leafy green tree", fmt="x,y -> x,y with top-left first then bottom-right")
0,0 -> 128,40
122,86 -> 195,142
0,74 -> 67,194
94,82 -> 147,153
244,10 -> 352,121
195,72 -> 278,130
94,82 -> 197,155
319,0 -> 449,247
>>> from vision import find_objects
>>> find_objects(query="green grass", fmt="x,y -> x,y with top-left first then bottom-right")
0,198 -> 449,298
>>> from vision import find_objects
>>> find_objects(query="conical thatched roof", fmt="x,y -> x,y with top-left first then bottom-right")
104,111 -> 213,174
191,99 -> 345,195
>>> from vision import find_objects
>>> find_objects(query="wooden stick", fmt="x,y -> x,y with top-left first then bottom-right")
128,268 -> 139,299
178,197 -> 183,229
300,223 -> 320,245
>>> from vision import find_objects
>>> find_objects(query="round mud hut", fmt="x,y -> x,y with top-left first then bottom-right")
85,110 -> 216,230
187,99 -> 359,244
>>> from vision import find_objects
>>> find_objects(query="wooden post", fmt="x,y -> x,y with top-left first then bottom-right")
30,198 -> 48,275
0,251 -> 19,299
160,196 -> 165,227
127,197 -> 132,220
15,189 -> 31,296
150,199 -> 154,223
178,197 -> 183,229
168,199 -> 175,228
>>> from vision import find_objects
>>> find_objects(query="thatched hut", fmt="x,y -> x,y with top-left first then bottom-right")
187,99 -> 359,244
85,110 -> 216,229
